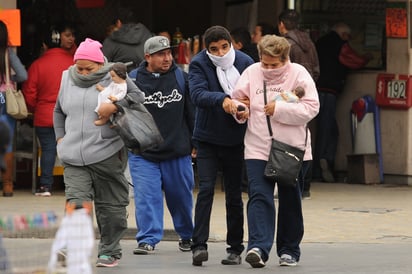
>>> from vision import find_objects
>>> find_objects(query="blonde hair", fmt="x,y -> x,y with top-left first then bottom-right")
257,35 -> 290,62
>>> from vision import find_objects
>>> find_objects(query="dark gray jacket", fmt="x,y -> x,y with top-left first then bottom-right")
102,23 -> 152,71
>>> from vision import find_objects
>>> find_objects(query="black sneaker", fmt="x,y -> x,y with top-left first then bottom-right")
302,190 -> 311,200
57,249 -> 67,267
279,254 -> 297,266
133,243 -> 155,255
245,248 -> 265,268
192,248 -> 208,266
221,253 -> 241,265
35,186 -> 51,197
178,239 -> 192,252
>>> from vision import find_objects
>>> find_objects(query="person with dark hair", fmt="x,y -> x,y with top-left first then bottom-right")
102,7 -> 152,72
55,21 -> 77,55
230,27 -> 259,62
251,22 -> 276,44
22,26 -> 74,197
0,20 -> 28,197
230,27 -> 259,192
42,21 -> 77,56
278,9 -> 319,81
94,62 -> 127,126
156,30 -> 172,42
278,9 -> 320,199
189,25 -> 254,266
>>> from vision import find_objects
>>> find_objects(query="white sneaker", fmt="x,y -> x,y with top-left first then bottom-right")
245,248 -> 265,268
35,186 -> 51,197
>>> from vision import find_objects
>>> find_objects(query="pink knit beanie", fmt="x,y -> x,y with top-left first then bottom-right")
74,38 -> 104,63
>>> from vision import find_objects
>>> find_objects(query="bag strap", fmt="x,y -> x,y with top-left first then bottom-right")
4,50 -> 10,85
174,67 -> 185,92
263,80 -> 308,145
263,81 -> 273,137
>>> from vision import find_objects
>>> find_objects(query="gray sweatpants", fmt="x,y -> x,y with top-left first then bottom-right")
63,148 -> 129,259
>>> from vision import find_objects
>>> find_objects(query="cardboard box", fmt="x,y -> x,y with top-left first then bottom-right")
347,154 -> 380,184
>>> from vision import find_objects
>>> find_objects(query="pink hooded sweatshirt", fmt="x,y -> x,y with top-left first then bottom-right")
231,61 -> 319,161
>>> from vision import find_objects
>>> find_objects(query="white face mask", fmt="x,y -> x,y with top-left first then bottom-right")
206,45 -> 235,70
206,46 -> 240,95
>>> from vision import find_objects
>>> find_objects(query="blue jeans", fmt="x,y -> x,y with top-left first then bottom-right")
128,153 -> 194,246
192,142 -> 245,255
0,101 -> 15,153
246,159 -> 303,262
313,91 -> 338,178
36,127 -> 57,189
299,160 -> 311,194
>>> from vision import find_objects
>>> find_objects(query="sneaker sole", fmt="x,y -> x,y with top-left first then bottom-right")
35,192 -> 51,197
179,247 -> 191,252
245,252 -> 265,268
221,258 -> 241,265
279,260 -> 297,267
96,261 -> 119,267
133,249 -> 154,255
192,250 -> 208,266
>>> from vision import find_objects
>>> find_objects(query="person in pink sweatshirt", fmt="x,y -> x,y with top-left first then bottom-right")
231,35 -> 319,268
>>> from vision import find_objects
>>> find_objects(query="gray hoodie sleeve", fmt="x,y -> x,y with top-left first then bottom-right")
8,48 -> 27,83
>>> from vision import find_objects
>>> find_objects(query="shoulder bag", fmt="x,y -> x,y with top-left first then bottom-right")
4,52 -> 28,119
263,81 -> 307,187
111,94 -> 163,154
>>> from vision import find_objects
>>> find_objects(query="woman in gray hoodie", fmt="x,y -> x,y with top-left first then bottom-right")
54,38 -> 143,268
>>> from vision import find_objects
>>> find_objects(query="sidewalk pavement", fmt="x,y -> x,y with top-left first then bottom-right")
2,182 -> 412,244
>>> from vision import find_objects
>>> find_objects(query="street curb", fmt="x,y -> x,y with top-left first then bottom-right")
2,228 -> 224,242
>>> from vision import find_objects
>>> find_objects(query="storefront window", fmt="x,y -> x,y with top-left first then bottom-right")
296,0 -> 386,69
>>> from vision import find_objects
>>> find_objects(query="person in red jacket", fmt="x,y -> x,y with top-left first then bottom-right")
22,26 -> 75,196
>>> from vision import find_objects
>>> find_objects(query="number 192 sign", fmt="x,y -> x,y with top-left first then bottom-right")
376,73 -> 412,109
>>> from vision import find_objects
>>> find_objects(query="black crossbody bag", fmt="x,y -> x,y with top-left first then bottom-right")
262,81 -> 307,187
